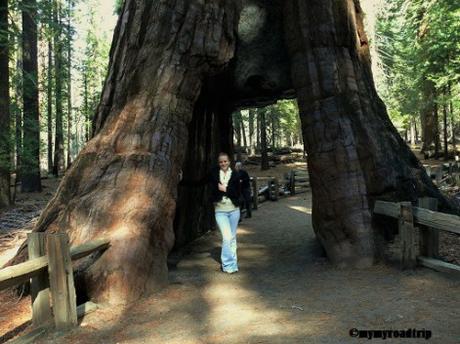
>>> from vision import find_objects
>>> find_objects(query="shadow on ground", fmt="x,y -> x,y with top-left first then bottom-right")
30,194 -> 460,344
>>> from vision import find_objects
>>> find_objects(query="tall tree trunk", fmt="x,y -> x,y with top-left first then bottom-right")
239,111 -> 247,150
248,108 -> 255,155
434,101 -> 440,159
443,95 -> 448,160
47,39 -> 53,173
270,111 -> 276,149
449,82 -> 456,154
15,54 -> 22,183
21,0 -> 41,192
233,112 -> 242,161
284,0 -> 450,267
260,108 -> 269,170
53,0 -> 64,176
256,108 -> 260,150
13,0 -> 240,305
0,0 -> 10,207
83,73 -> 89,142
66,1 -> 73,169
409,116 -> 416,145
421,78 -> 438,157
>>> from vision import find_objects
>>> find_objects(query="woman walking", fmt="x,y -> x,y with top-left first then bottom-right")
210,152 -> 241,273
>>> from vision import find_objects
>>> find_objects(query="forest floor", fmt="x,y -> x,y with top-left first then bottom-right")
1,158 -> 460,343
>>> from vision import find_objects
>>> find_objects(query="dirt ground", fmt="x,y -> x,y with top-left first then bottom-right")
1,161 -> 460,343
2,191 -> 459,343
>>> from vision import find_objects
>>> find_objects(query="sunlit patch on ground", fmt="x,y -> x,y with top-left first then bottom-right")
288,205 -> 312,214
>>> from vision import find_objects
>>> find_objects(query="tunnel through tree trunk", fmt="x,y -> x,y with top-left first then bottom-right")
9,0 -> 457,304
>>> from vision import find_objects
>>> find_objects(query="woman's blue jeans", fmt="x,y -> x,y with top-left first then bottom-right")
215,209 -> 240,272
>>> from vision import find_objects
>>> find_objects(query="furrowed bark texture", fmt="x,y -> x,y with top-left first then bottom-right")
284,0 -> 450,266
14,0 -> 240,304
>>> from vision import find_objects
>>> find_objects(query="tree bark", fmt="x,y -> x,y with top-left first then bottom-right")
47,38 -> 53,174
21,0 -> 41,192
256,108 -> 260,151
443,96 -> 448,160
66,0 -> 73,169
248,108 -> 255,155
13,0 -> 240,305
284,0 -> 452,267
53,0 -> 64,176
0,0 -> 10,208
421,78 -> 438,157
448,82 -> 456,154
409,116 -> 416,145
239,111 -> 247,150
260,108 -> 269,170
233,111 -> 242,161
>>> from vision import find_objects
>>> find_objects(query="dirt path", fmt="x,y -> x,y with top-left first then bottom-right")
26,192 -> 460,344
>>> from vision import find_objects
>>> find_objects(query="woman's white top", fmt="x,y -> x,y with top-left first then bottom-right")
215,168 -> 238,212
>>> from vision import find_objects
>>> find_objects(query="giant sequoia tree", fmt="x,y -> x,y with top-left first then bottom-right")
12,0 -> 454,305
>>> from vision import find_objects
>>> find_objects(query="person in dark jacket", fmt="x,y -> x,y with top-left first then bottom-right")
209,152 -> 241,273
235,162 -> 252,218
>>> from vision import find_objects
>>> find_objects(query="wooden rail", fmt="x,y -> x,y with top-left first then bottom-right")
0,238 -> 110,290
374,198 -> 460,275
0,234 -> 109,331
248,169 -> 310,208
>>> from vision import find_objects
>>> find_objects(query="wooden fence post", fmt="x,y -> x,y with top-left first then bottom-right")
417,197 -> 439,258
252,177 -> 258,210
290,170 -> 296,195
28,233 -> 52,326
47,233 -> 78,330
399,202 -> 416,269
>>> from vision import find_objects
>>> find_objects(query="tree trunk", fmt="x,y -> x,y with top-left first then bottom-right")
66,0 -> 73,169
284,0 -> 451,267
256,108 -> 260,151
421,78 -> 438,157
13,0 -> 240,305
233,112 -> 242,161
260,108 -> 269,170
248,108 -> 255,155
0,0 -> 10,208
239,111 -> 247,150
449,82 -> 456,154
21,0 -> 41,192
270,111 -> 276,149
47,38 -> 53,174
443,97 -> 448,160
10,0 -> 455,305
83,73 -> 89,142
53,0 -> 64,177
409,116 -> 416,145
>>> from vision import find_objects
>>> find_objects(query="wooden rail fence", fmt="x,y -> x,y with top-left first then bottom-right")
0,233 -> 109,331
374,197 -> 460,275
248,169 -> 310,209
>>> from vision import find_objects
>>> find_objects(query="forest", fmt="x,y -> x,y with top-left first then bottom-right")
0,0 -> 459,342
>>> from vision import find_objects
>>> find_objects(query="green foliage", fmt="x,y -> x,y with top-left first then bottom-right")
375,0 -> 460,131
